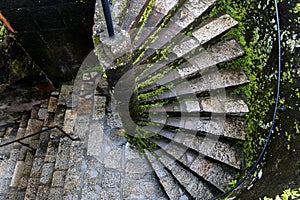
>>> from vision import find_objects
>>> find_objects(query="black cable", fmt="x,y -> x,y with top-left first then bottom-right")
211,0 -> 282,199
101,0 -> 115,37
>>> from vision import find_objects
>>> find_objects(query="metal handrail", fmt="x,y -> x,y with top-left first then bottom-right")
0,126 -> 79,150
101,0 -> 115,37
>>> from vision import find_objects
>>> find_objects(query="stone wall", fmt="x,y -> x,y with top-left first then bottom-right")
0,0 -> 96,86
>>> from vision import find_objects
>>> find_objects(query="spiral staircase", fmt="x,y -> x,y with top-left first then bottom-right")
0,0 -> 250,199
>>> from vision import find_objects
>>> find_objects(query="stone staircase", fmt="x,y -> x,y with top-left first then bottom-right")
0,0 -> 250,199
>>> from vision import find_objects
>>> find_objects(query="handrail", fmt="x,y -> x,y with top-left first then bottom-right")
0,126 -> 79,150
101,0 -> 115,37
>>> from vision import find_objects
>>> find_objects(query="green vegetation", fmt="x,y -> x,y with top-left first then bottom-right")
261,188 -> 300,200
124,127 -> 161,152
0,21 -> 8,43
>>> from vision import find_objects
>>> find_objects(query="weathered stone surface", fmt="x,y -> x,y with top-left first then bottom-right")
145,150 -> 189,200
125,159 -> 149,180
30,157 -> 45,178
47,96 -> 58,113
83,158 -> 103,186
63,141 -> 84,198
192,14 -> 238,44
53,106 -> 66,127
103,146 -> 122,170
54,138 -> 72,170
43,113 -> 55,127
35,131 -> 50,157
48,188 -> 63,200
122,0 -> 149,30
40,163 -> 55,185
190,156 -> 236,192
31,105 -> 40,119
81,184 -> 102,199
172,0 -> 217,29
38,108 -> 48,120
36,185 -> 50,200
151,116 -> 246,140
63,109 -> 76,134
77,97 -> 92,115
102,170 -> 122,188
87,122 -> 104,157
20,113 -> 30,128
57,85 -> 73,107
100,189 -> 120,200
45,139 -> 60,163
155,150 -> 217,199
25,119 -> 43,140
92,96 -> 106,120
52,171 -> 66,187
24,178 -> 39,200
10,161 -> 24,187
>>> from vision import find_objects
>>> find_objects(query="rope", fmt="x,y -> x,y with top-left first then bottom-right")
211,0 -> 282,199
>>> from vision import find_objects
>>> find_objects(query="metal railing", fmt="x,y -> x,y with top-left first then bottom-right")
0,126 -> 79,151
101,0 -> 115,37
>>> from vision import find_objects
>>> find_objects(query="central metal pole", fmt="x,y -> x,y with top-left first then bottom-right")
100,0 -> 115,37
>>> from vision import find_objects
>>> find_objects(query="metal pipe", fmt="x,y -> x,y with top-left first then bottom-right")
100,0 -> 115,37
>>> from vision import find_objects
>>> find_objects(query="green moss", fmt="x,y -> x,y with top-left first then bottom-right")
124,126 -> 161,152
0,21 -> 8,43
262,188 -> 300,200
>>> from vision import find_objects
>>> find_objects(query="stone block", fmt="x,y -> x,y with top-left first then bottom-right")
54,138 -> 71,170
51,171 -> 66,187
30,157 -> 45,178
24,178 -> 39,200
47,97 -> 58,113
101,170 -> 121,188
40,163 -> 55,185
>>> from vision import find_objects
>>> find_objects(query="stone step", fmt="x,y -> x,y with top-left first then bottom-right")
0,113 -> 30,200
122,0 -> 152,31
151,138 -> 238,192
145,150 -> 190,200
2,106 -> 44,199
140,95 -> 249,116
137,39 -> 245,90
133,0 -> 218,65
131,0 -> 184,51
36,90 -> 72,199
135,14 -> 238,78
23,101 -> 52,200
0,149 -> 19,199
154,149 -> 219,199
145,125 -> 244,169
63,141 -> 85,199
142,116 -> 246,140
140,66 -> 249,102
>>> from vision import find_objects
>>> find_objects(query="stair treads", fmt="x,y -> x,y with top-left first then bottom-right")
154,149 -> 218,199
132,0 -> 182,48
122,0 -> 151,31
192,14 -> 238,45
146,117 -> 245,140
141,95 -> 249,115
145,126 -> 243,168
137,39 -> 244,86
133,0 -> 218,66
137,14 -> 238,72
145,150 -> 190,200
140,67 -> 249,102
152,140 -> 238,191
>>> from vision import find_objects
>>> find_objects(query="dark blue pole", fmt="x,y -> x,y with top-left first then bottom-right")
101,0 -> 115,37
